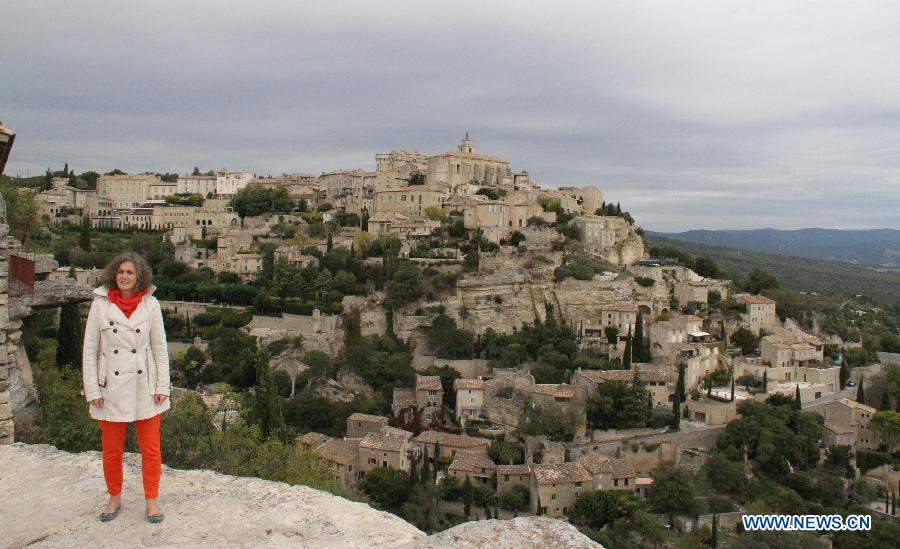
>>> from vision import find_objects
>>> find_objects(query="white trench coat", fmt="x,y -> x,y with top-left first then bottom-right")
82,285 -> 171,422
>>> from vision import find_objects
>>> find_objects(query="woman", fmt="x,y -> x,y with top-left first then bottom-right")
82,252 -> 170,523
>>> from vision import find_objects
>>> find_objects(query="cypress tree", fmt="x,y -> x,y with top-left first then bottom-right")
79,216 -> 92,251
719,321 -> 726,341
707,379 -> 712,398
762,370 -> 768,391
730,378 -> 735,402
711,513 -> 718,548
839,362 -> 849,390
251,352 -> 285,439
622,326 -> 632,370
361,210 -> 369,232
463,476 -> 473,519
634,311 -> 645,362
326,233 -> 333,253
420,446 -> 430,482
880,387 -> 890,411
56,303 -> 84,368
672,363 -> 685,430
857,378 -> 865,404
432,441 -> 441,480
408,454 -> 419,487
795,385 -> 802,410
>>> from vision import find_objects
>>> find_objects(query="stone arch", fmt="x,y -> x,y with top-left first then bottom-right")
638,305 -> 652,317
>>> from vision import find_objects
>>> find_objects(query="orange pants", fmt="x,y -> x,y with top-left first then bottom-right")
98,414 -> 161,499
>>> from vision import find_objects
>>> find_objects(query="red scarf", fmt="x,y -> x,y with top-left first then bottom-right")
107,288 -> 147,318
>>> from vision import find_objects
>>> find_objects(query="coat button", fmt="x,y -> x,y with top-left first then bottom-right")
113,349 -> 119,354
114,371 -> 119,376
109,321 -> 114,326
113,329 -> 117,333
131,349 -> 137,353
138,370 -> 143,374
136,329 -> 141,333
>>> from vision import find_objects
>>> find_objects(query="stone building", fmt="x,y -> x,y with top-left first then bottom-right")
735,293 -> 778,334
496,464 -> 531,497
447,450 -> 496,486
572,368 -> 674,408
346,413 -> 389,439
97,173 -> 160,208
530,462 -> 592,517
426,134 -> 510,188
578,452 -> 636,491
358,430 -> 412,475
373,186 -> 449,218
682,397 -> 738,425
416,374 -> 443,426
176,174 -> 217,196
569,215 -> 645,266
558,186 -> 604,215
454,377 -> 485,423
316,438 -> 361,487
760,325 -> 824,369
814,398 -> 878,450
412,431 -> 490,462
674,280 -> 710,306
215,170 -> 253,197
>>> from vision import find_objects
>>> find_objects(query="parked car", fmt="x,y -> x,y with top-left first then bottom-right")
846,380 -> 856,387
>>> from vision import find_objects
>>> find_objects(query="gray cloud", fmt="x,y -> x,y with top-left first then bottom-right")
3,1 -> 900,231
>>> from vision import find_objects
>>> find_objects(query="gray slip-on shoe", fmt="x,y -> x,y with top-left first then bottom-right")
99,505 -> 121,522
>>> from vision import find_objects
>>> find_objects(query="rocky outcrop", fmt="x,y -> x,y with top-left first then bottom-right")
400,516 -> 601,548
0,444 -> 601,548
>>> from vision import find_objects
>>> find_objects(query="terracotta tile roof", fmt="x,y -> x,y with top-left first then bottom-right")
416,375 -> 443,392
359,431 -> 411,452
576,369 -> 671,384
532,462 -> 592,485
833,398 -> 877,414
369,211 -> 409,222
316,439 -> 359,466
763,326 -> 823,348
635,477 -> 654,486
448,451 -> 496,473
347,413 -> 388,424
392,388 -> 416,407
413,431 -> 490,449
736,294 -> 776,305
602,302 -> 639,313
297,432 -> 331,449
579,453 -> 636,478
453,378 -> 485,390
824,421 -> 854,435
529,384 -> 577,399
497,464 -> 531,476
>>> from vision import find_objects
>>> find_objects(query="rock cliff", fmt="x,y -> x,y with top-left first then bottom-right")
0,444 -> 601,548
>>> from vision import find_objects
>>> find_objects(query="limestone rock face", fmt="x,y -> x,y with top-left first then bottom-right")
399,517 -> 602,548
0,444 -> 602,548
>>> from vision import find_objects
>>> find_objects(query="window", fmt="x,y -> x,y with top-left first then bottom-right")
504,475 -> 509,482
624,478 -> 628,486
551,494 -> 556,501
382,461 -> 387,467
614,479 -> 619,487
575,482 -> 581,489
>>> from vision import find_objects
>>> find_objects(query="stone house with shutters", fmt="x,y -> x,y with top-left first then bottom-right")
415,375 -> 444,425
358,430 -> 412,477
572,368 -> 674,408
496,464 -> 531,497
315,439 -> 361,488
412,431 -> 490,465
578,452 -> 637,492
346,413 -> 389,439
530,462 -> 592,518
814,398 -> 879,450
735,293 -> 778,334
454,378 -> 485,422
447,450 -> 496,486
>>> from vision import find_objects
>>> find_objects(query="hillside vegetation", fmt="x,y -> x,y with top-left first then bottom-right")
646,235 -> 900,305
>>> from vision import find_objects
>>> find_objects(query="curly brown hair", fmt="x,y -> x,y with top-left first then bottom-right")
100,252 -> 154,291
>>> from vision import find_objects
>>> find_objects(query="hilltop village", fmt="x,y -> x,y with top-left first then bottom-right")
11,134 -> 900,544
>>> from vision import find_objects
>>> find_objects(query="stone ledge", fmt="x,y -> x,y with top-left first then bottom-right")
0,444 -> 602,548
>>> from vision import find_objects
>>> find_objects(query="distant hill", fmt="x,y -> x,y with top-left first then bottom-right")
650,228 -> 900,267
645,235 -> 900,305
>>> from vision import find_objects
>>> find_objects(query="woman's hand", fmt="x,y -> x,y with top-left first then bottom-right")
154,394 -> 168,405
91,398 -> 104,408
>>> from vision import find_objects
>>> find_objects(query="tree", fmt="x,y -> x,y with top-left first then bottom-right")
703,454 -> 747,495
743,268 -> 779,294
420,446 -> 430,481
730,378 -> 735,402
730,327 -> 759,355
462,476 -> 473,519
387,262 -> 422,309
510,231 -> 526,247
192,166 -> 201,176
500,485 -> 529,512
672,364 -> 685,430
55,303 -> 84,368
248,352 -> 285,439
762,370 -> 768,391
711,513 -> 718,548
857,378 -> 866,404
869,411 -> 900,454
567,490 -> 641,530
359,467 -> 411,510
604,325 -> 619,346
423,205 -> 445,222
79,216 -> 92,251
519,402 -> 578,442
647,468 -> 698,514
160,392 -> 213,469
634,311 -> 646,363
794,385 -> 802,410
693,256 -> 719,278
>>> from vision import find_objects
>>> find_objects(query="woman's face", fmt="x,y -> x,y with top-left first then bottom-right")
116,261 -> 138,293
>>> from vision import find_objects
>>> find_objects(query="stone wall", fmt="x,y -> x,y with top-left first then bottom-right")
411,355 -> 490,378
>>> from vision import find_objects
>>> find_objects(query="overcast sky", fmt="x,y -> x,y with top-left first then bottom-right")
3,1 -> 900,231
